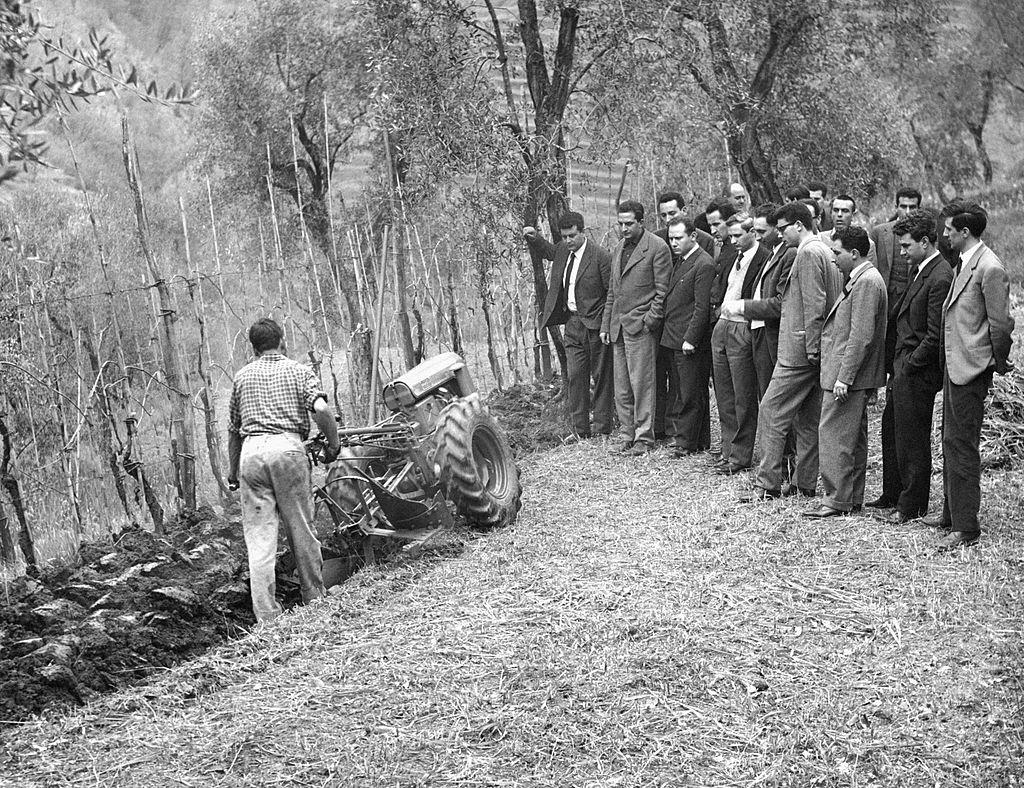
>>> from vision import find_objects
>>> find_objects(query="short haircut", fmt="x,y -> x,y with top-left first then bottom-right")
785,185 -> 811,201
617,200 -> 644,221
807,181 -> 827,197
753,202 -> 780,221
832,193 -> 857,211
666,214 -> 695,234
725,212 -> 752,229
895,187 -> 923,206
893,209 -> 938,244
834,225 -> 870,257
799,198 -> 821,218
948,202 -> 988,237
558,211 -> 585,231
939,198 -> 969,219
657,191 -> 685,209
249,318 -> 284,353
775,201 -> 813,230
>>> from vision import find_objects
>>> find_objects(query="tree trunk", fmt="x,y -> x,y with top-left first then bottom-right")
121,115 -> 198,513
0,415 -> 37,574
966,70 -> 995,185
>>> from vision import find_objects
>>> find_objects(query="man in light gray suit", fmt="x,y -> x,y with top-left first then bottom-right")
803,226 -> 888,518
601,199 -> 672,455
924,203 -> 1015,549
740,202 -> 844,501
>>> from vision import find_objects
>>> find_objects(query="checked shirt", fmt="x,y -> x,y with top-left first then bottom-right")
228,352 -> 326,439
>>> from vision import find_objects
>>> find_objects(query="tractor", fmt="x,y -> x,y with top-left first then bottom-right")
309,352 -> 520,579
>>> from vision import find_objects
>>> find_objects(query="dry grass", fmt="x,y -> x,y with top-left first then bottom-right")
1,435 -> 1022,787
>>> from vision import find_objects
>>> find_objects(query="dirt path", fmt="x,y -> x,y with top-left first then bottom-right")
2,442 -> 1023,786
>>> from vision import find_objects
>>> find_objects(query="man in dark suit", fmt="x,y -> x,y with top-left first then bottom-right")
709,213 -> 769,473
739,202 -> 843,501
808,181 -> 832,232
601,200 -> 672,455
526,211 -> 613,439
869,187 -> 922,308
653,192 -> 715,440
926,203 -> 1015,549
867,210 -> 953,520
705,200 -> 738,271
660,215 -> 715,456
804,227 -> 888,518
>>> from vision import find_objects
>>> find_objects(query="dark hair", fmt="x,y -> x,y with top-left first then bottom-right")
893,209 -> 937,244
776,201 -> 813,230
832,193 -> 857,211
558,211 -> 585,232
948,202 -> 988,237
617,200 -> 645,221
894,187 -> 923,206
785,185 -> 811,201
938,198 -> 968,219
657,191 -> 685,209
249,318 -> 284,353
799,198 -> 821,219
807,181 -> 827,197
753,202 -> 780,222
666,214 -> 695,234
834,226 -> 870,257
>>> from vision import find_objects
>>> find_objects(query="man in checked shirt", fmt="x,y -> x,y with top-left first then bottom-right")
228,318 -> 340,622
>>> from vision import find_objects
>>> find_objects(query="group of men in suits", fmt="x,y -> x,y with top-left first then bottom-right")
526,187 -> 1014,549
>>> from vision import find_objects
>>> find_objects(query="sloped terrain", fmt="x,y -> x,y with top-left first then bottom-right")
2,440 -> 1022,786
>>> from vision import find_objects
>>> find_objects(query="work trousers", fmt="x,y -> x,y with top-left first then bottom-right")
613,329 -> 658,447
754,364 -> 821,493
818,388 -> 870,511
891,364 -> 940,517
751,327 -> 776,400
711,319 -> 759,467
564,314 -> 614,436
939,370 -> 992,534
240,432 -> 325,622
666,343 -> 712,452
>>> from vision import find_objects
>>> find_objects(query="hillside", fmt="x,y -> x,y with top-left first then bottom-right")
2,438 -> 1022,785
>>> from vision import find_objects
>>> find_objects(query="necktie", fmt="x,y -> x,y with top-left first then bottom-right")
564,252 -> 576,296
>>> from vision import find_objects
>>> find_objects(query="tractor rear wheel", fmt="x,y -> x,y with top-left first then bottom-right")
433,393 -> 521,528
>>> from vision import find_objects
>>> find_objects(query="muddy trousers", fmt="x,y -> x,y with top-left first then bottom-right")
240,433 -> 325,622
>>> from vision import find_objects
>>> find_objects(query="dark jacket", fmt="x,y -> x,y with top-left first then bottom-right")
531,235 -> 612,332
660,246 -> 716,351
891,253 -> 954,391
655,226 -> 716,260
711,242 -> 769,319
742,242 -> 797,351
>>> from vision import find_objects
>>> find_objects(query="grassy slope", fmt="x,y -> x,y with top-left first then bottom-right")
2,443 -> 1022,786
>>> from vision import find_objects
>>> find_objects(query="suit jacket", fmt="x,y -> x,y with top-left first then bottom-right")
602,229 -> 672,341
655,226 -> 716,259
742,243 -> 797,351
709,240 -> 744,315
533,235 -> 612,331
941,242 -> 1015,386
777,235 -> 844,368
869,221 -> 897,295
892,253 -> 954,391
820,264 -> 888,391
660,246 -> 716,350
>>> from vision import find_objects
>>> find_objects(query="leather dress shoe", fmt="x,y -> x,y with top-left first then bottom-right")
936,530 -> 980,550
802,504 -> 846,518
673,447 -> 699,458
611,441 -> 633,454
920,512 -> 950,529
624,442 -> 653,456
865,496 -> 897,509
885,511 -> 913,524
738,488 -> 780,502
712,463 -> 750,475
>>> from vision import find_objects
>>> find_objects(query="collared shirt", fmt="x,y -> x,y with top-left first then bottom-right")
565,238 -> 588,312
749,241 -> 786,330
915,251 -> 941,281
229,352 -> 326,439
620,228 -> 643,271
957,241 -> 983,276
848,260 -> 872,285
722,244 -> 757,323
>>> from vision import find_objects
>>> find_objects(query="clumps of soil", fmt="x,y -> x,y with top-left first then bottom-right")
486,379 -> 572,457
1,508 -> 264,724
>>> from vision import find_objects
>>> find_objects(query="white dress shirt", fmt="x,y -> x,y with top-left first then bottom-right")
566,239 -> 588,313
722,245 -> 757,323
